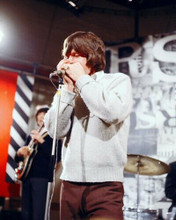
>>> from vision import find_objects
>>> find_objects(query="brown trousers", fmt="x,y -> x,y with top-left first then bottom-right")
60,181 -> 124,220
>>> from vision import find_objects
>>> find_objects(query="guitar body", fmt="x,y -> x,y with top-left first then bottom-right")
15,143 -> 38,181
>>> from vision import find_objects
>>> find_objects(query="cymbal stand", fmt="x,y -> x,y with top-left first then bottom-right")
136,155 -> 141,220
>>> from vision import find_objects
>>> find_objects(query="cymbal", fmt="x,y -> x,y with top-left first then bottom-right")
124,154 -> 170,176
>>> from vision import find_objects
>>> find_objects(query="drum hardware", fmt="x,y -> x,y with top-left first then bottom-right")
123,207 -> 158,220
124,154 -> 170,220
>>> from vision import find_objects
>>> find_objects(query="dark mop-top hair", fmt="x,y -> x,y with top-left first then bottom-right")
62,31 -> 106,74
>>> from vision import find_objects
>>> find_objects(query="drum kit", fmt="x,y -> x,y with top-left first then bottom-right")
124,154 -> 170,220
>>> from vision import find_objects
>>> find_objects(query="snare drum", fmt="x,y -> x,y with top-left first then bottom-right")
124,208 -> 157,220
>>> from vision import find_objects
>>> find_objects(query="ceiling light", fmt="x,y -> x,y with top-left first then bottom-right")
68,1 -> 76,7
0,30 -> 4,43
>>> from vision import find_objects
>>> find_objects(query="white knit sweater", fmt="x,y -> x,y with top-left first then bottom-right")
44,71 -> 132,183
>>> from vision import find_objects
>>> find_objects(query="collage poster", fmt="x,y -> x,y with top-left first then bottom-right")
106,32 -> 176,216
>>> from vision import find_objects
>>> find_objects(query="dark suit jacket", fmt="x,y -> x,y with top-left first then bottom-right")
165,161 -> 176,212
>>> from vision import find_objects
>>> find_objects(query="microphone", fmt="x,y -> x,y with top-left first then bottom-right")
49,69 -> 66,78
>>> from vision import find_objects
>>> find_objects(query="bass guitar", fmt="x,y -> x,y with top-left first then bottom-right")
15,122 -> 47,181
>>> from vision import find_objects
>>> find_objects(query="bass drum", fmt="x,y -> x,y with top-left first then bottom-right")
123,208 -> 157,220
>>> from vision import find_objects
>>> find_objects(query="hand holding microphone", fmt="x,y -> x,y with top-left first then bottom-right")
49,58 -> 69,78
50,59 -> 87,92
50,59 -> 75,92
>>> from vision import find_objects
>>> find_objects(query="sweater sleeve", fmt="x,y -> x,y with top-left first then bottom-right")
75,73 -> 133,124
44,88 -> 76,138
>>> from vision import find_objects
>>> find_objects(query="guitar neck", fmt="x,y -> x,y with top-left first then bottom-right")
28,121 -> 45,149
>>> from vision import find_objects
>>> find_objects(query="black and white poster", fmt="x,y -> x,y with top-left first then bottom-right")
106,32 -> 176,218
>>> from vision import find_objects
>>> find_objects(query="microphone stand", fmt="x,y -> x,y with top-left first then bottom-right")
44,77 -> 63,220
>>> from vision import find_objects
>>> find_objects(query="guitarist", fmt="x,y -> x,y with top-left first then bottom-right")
15,105 -> 62,220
